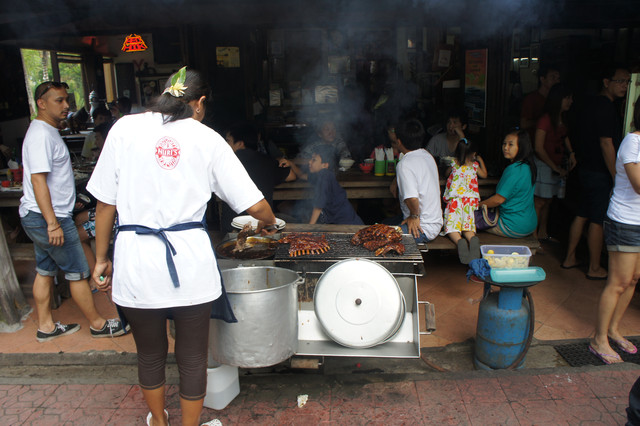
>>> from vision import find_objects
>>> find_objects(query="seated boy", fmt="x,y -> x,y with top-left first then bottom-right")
284,145 -> 363,225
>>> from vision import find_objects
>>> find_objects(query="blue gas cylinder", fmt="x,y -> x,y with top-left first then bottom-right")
474,287 -> 530,370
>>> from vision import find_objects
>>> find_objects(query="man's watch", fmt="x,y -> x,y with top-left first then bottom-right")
409,214 -> 420,219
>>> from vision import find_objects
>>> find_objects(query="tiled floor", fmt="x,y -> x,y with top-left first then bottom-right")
1,368 -> 639,424
3,239 -> 640,354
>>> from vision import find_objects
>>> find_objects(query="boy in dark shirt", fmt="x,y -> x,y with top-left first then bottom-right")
285,145 -> 363,225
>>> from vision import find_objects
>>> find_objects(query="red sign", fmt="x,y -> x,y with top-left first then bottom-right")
122,34 -> 148,52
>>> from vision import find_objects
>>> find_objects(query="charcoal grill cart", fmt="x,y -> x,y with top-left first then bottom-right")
273,224 -> 427,359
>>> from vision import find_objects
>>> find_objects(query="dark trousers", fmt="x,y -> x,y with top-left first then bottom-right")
121,301 -> 213,400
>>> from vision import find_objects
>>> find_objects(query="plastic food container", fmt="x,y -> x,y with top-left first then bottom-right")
481,245 -> 532,269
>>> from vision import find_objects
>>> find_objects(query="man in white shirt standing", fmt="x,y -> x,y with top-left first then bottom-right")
392,118 -> 443,242
19,81 -> 127,342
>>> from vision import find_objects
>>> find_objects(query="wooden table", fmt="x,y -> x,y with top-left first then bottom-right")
273,169 -> 499,201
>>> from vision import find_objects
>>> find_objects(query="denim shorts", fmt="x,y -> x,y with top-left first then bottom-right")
400,223 -> 431,244
604,218 -> 640,253
20,210 -> 90,281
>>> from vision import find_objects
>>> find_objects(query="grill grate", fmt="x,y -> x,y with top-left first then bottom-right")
274,232 -> 424,275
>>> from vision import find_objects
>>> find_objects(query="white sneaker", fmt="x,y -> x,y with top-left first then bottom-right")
201,420 -> 222,426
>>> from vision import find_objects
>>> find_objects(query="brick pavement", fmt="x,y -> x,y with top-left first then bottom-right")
1,365 -> 639,425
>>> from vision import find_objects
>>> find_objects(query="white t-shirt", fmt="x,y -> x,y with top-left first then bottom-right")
396,149 -> 443,240
87,112 -> 264,309
19,119 -> 76,218
607,132 -> 640,225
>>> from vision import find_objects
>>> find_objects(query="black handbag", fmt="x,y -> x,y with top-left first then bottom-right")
474,204 -> 499,231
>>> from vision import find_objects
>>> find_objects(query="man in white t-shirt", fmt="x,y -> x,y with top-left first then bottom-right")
19,81 -> 127,342
391,118 -> 443,242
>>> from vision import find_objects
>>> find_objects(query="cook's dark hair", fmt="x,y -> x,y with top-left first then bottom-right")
634,95 -> 640,131
148,68 -> 211,124
454,138 -> 476,167
544,83 -> 572,129
228,122 -> 259,151
312,144 -> 337,169
396,118 -> 425,151
507,129 -> 537,185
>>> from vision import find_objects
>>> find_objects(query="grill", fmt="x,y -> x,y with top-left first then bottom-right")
274,232 -> 425,276
272,231 -> 426,359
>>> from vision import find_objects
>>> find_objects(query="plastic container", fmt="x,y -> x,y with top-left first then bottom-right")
481,245 -> 531,269
203,364 -> 240,410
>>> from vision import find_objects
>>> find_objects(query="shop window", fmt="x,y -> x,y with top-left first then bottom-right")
20,49 -> 86,119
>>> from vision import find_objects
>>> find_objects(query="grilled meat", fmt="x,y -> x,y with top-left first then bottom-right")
278,232 -> 331,257
352,224 -> 405,256
374,242 -> 406,257
233,223 -> 255,253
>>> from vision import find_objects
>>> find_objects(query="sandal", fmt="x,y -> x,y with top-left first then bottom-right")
610,337 -> 638,354
588,345 -> 622,365
146,409 -> 169,426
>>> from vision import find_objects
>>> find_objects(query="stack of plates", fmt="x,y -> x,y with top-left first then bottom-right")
231,215 -> 286,230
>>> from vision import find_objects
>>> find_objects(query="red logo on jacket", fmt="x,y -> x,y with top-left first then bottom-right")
155,137 -> 180,170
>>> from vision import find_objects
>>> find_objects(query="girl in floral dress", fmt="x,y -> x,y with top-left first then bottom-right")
443,138 -> 488,263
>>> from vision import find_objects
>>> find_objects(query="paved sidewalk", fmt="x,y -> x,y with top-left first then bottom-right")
1,361 -> 639,425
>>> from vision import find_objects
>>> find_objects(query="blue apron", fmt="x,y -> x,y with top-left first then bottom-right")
113,216 -> 237,327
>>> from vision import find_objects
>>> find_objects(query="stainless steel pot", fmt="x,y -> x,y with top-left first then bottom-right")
209,266 -> 303,368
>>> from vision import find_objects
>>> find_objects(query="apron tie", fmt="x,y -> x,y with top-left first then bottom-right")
117,222 -> 204,288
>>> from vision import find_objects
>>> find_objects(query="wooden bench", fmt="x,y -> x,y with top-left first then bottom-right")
417,233 -> 541,255
8,243 -> 36,261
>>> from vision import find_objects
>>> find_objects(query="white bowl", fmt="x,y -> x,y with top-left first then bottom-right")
339,158 -> 355,169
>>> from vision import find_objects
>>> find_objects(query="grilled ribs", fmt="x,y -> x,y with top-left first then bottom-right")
278,232 -> 331,257
374,242 -> 406,257
351,224 -> 405,257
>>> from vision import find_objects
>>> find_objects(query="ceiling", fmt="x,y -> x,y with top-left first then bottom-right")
1,0 -> 638,44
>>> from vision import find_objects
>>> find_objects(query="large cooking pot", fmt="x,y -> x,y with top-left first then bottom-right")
209,266 -> 302,368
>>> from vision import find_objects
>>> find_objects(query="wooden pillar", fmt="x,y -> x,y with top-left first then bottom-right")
0,220 -> 32,331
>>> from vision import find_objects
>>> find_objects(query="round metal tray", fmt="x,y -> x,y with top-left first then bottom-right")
313,258 -> 405,348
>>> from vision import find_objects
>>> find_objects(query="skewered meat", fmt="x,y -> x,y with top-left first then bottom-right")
374,242 -> 406,257
233,223 -> 255,253
278,232 -> 331,257
351,224 -> 405,257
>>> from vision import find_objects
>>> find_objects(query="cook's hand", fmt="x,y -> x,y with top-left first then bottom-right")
401,216 -> 423,239
257,220 -> 278,236
93,260 -> 113,292
48,224 -> 64,246
568,155 -> 577,170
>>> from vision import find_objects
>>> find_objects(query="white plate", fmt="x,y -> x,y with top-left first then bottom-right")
231,215 -> 286,230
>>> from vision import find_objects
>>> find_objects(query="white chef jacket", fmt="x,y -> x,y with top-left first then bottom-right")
87,112 -> 264,309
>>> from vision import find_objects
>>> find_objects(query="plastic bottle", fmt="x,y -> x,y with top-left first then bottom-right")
557,177 -> 566,199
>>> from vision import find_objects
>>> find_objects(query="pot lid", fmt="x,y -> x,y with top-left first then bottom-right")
314,258 -> 404,348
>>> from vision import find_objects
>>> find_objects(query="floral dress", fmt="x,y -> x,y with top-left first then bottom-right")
443,160 -> 480,233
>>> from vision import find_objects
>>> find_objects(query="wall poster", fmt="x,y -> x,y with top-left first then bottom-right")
464,49 -> 488,127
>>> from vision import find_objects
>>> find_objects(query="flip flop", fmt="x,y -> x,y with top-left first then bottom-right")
586,274 -> 608,281
560,263 -> 582,270
610,337 -> 638,354
588,345 -> 622,365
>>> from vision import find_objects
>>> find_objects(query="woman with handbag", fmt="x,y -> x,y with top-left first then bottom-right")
479,129 -> 537,238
